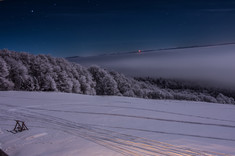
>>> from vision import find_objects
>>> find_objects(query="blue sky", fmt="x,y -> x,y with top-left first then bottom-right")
1,0 -> 235,57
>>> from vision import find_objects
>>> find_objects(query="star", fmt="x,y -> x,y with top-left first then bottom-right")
31,10 -> 34,13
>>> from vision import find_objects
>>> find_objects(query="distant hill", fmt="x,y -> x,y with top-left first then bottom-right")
67,44 -> 235,90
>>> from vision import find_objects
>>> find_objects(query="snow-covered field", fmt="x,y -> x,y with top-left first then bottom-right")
0,91 -> 235,156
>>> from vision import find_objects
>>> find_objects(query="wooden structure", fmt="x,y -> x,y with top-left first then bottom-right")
8,120 -> 28,134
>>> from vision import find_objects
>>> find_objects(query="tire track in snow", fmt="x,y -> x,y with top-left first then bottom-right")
0,107 -> 230,156
92,125 -> 235,142
62,103 -> 235,123
22,109 -> 232,156
28,107 -> 235,129
2,101 -> 235,123
1,105 -> 235,143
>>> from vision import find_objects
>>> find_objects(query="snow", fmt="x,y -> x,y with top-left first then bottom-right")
0,91 -> 235,156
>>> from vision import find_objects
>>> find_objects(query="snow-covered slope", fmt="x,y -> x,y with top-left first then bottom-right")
0,91 -> 235,155
67,44 -> 235,88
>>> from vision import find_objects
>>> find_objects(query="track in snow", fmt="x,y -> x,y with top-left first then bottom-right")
0,104 -> 231,156
27,107 -> 235,129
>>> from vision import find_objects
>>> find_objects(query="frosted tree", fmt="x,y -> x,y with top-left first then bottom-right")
110,71 -> 132,96
56,71 -> 73,92
72,64 -> 96,95
0,77 -> 14,90
4,57 -> 30,90
89,65 -> 119,95
41,75 -> 57,91
101,74 -> 119,95
216,93 -> 235,104
0,56 -> 14,90
82,68 -> 96,95
0,56 -> 9,77
72,79 -> 81,93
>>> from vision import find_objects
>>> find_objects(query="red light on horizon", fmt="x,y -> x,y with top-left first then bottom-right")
138,50 -> 141,53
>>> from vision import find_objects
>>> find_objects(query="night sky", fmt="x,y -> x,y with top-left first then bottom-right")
1,0 -> 235,57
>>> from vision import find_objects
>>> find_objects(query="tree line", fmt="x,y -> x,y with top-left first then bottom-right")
0,49 -> 234,104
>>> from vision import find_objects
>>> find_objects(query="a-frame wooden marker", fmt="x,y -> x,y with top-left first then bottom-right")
8,120 -> 29,134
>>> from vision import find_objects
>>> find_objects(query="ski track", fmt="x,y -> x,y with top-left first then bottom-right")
26,107 -> 235,129
33,103 -> 235,123
2,101 -> 235,123
0,104 -> 232,156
